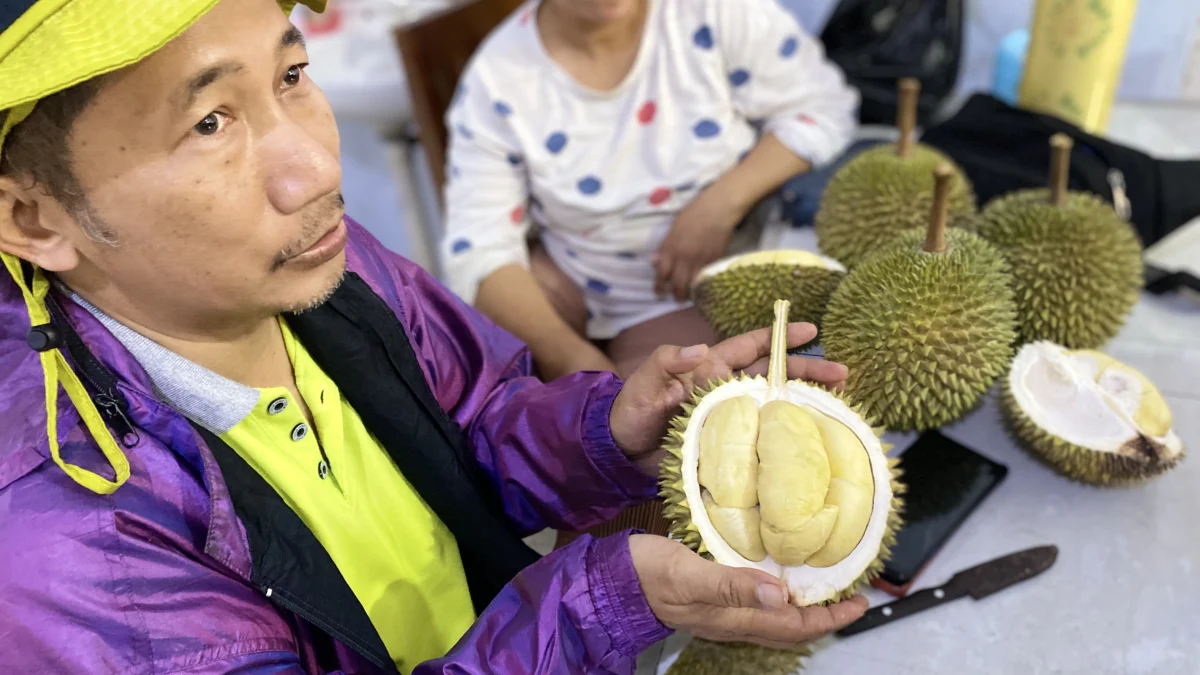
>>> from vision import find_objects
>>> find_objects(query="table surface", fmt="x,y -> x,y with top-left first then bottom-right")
640,204 -> 1200,675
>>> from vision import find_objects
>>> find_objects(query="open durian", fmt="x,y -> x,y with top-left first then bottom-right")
814,78 -> 976,268
659,299 -> 903,607
1002,341 -> 1185,485
692,249 -> 846,342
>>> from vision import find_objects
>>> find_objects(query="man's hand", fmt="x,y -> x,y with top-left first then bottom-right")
630,535 -> 868,647
609,322 -> 848,475
654,182 -> 748,302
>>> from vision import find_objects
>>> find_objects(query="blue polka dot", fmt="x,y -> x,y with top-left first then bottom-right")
494,100 -> 513,117
780,36 -> 799,58
578,176 -> 603,195
586,279 -> 611,294
451,239 -> 472,254
729,69 -> 751,87
450,165 -> 461,179
566,249 -> 578,258
676,181 -> 697,192
693,25 -> 714,49
507,153 -> 522,166
455,124 -> 474,140
617,252 -> 638,260
587,309 -> 594,320
693,119 -> 722,139
546,132 -> 568,154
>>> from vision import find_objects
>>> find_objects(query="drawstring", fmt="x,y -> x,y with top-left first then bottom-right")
1,252 -> 130,495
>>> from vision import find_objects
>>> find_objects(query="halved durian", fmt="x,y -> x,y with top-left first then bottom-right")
691,250 -> 846,343
1001,341 -> 1186,485
659,299 -> 904,606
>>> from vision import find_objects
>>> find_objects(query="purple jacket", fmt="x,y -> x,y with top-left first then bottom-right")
0,217 -> 672,673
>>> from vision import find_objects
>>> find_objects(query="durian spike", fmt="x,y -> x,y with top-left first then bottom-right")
924,163 -> 954,253
896,78 -> 920,158
768,299 -> 791,389
1049,133 -> 1073,207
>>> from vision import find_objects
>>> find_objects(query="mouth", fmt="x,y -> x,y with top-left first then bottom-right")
286,215 -> 348,268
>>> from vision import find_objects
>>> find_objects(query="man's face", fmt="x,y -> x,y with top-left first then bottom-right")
25,0 -> 345,329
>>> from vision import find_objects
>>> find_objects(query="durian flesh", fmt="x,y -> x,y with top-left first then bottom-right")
660,301 -> 902,606
692,250 -> 846,341
1003,341 -> 1185,484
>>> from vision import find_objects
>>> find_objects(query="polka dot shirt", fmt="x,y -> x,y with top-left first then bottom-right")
441,0 -> 858,339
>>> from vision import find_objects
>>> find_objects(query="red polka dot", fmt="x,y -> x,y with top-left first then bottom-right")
649,187 -> 672,205
520,7 -> 534,24
510,205 -> 525,224
638,101 -> 657,125
797,114 -> 817,125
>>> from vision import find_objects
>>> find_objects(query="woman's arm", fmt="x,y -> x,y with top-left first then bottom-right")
441,66 -> 613,380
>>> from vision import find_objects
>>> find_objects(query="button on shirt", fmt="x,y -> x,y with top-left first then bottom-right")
219,319 -> 476,674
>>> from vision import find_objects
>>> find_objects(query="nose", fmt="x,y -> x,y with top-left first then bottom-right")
258,118 -> 342,216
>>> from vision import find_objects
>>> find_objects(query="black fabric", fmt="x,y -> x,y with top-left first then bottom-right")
920,94 -> 1200,248
193,425 -> 397,673
286,273 -> 540,613
820,0 -> 964,126
0,1 -> 37,35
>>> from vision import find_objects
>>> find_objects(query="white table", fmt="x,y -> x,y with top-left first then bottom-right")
643,101 -> 1200,672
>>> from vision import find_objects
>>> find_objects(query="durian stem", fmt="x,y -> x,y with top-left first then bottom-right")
925,163 -> 954,253
768,299 -> 790,389
1049,133 -> 1073,207
896,78 -> 920,158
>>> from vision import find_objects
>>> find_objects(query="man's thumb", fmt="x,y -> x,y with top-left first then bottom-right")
698,562 -> 790,610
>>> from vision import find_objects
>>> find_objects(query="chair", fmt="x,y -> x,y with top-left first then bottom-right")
394,0 -> 526,200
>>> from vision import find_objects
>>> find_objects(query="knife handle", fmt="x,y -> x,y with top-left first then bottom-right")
837,586 -> 963,637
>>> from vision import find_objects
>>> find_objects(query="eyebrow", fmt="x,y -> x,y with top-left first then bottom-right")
179,27 -> 307,110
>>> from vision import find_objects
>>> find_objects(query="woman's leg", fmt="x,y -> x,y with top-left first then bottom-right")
605,307 -> 721,378
528,240 -> 589,338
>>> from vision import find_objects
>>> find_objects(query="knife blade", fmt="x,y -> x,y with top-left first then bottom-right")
836,545 -> 1058,637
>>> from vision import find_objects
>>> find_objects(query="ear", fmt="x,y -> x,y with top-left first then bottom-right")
0,175 -> 81,272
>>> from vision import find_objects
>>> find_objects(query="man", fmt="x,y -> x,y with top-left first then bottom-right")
0,0 -> 867,672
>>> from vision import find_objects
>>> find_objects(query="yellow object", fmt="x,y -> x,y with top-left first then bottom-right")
0,0 -> 326,492
1018,0 -> 1138,133
221,319 -> 475,674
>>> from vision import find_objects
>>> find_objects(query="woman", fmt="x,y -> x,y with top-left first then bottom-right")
440,0 -> 859,380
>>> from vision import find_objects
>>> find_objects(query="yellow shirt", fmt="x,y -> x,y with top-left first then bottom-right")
220,319 -> 476,674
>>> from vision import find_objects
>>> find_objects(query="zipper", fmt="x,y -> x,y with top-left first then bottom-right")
1107,168 -> 1132,221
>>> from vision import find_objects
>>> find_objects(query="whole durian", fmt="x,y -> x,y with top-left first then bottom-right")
659,299 -> 904,608
977,134 -> 1144,349
815,78 -> 976,268
667,638 -> 810,675
692,249 -> 846,342
821,164 -> 1018,431
1002,341 -> 1185,485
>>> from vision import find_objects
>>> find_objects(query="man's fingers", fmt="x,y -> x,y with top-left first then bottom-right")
736,355 -> 847,385
710,323 -> 819,372
826,594 -> 869,628
701,597 -> 867,648
684,554 -> 790,609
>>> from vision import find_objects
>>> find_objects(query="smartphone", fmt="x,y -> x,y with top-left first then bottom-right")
872,430 -> 1008,597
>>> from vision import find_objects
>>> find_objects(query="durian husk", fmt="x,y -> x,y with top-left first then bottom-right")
814,144 -> 977,269
999,370 -> 1184,486
666,639 -> 811,675
692,251 -> 846,343
821,227 -> 1018,431
978,189 -> 1144,349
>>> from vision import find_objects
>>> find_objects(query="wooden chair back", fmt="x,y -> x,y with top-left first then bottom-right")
395,0 -> 526,198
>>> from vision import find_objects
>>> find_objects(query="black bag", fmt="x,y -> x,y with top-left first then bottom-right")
820,0 -> 965,126
920,94 -> 1200,251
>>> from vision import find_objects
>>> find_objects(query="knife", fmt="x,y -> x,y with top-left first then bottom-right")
837,544 -> 1058,637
